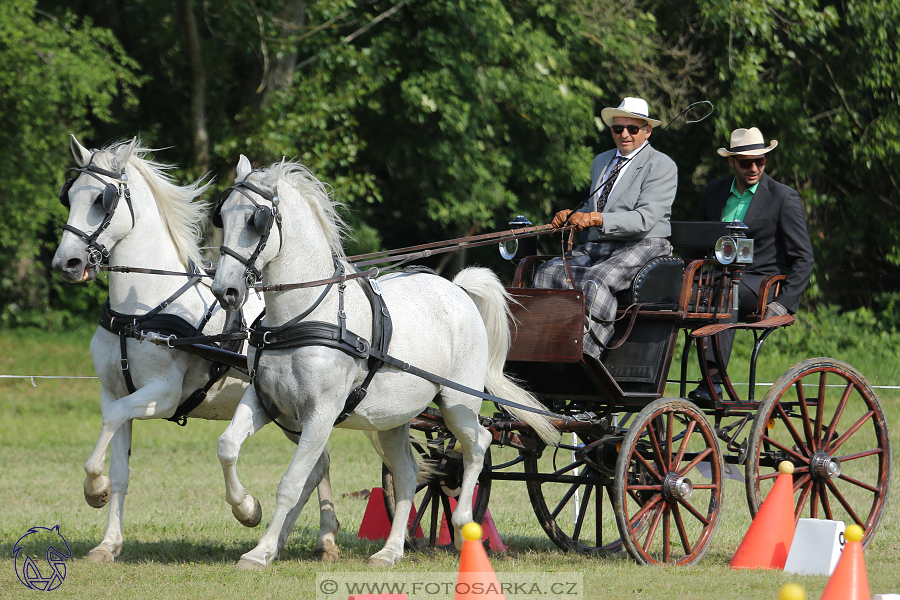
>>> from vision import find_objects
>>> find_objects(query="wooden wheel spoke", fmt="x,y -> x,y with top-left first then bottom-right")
428,488 -> 439,546
672,421 -> 697,467
691,484 -> 719,490
647,421 -> 667,475
642,503 -> 665,552
824,479 -> 864,527
672,502 -> 692,555
663,506 -> 671,563
572,483 -> 594,543
550,460 -> 589,478
836,448 -> 883,462
821,488 -> 834,520
676,497 -> 709,526
792,473 -> 812,494
775,403 -> 812,458
678,447 -> 712,477
440,493 -> 455,542
814,372 -> 827,445
666,412 -> 674,467
828,411 -> 874,454
809,483 -> 819,519
837,473 -> 882,494
409,486 -> 432,535
794,479 -> 812,521
634,450 -> 663,482
823,382 -> 854,448
795,380 -> 815,450
550,480 -> 584,520
629,493 -> 663,524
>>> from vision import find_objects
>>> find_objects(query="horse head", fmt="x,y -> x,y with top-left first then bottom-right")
51,135 -> 138,282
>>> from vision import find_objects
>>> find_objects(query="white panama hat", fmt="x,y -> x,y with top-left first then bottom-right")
717,127 -> 778,157
600,97 -> 661,127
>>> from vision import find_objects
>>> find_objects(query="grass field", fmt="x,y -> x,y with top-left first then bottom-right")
1,325 -> 899,599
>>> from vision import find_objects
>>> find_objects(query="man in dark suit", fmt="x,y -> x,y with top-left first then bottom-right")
690,127 -> 814,401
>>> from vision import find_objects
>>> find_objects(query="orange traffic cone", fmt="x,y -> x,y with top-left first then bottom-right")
730,461 -> 796,569
357,488 -> 424,541
820,524 -> 870,600
454,523 -> 506,600
777,583 -> 806,600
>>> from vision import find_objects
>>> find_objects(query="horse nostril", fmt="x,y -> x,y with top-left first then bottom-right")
65,258 -> 82,270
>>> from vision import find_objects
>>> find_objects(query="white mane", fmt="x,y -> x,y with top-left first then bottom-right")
249,160 -> 349,261
91,139 -> 212,270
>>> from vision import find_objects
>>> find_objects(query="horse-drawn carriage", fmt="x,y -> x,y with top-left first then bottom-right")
383,219 -> 892,566
54,137 -> 890,569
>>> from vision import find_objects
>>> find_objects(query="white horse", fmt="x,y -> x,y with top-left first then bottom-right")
50,137 -> 340,564
210,155 -> 559,569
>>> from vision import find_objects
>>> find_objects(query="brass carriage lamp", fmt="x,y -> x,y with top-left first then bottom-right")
499,215 -> 536,261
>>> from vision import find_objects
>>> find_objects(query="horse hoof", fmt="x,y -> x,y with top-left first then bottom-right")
86,547 -> 115,564
368,550 -> 398,568
84,477 -> 111,509
232,497 -> 262,528
235,557 -> 267,571
313,541 -> 341,562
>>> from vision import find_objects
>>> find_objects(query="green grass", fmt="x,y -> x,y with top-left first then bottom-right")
1,324 -> 899,599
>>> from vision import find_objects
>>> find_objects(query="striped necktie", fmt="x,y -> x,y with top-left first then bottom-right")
596,156 -> 627,212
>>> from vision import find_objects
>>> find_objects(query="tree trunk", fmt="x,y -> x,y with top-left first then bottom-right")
180,0 -> 210,173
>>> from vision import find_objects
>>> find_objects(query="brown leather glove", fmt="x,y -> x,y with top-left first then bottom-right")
568,211 -> 603,231
550,209 -> 573,229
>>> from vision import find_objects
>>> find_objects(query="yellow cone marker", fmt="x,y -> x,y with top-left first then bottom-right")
461,522 -> 483,542
778,583 -> 806,600
844,524 -> 863,543
779,461 -> 794,475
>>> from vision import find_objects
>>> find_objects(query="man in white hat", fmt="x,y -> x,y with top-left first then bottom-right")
535,96 -> 677,358
690,127 -> 814,402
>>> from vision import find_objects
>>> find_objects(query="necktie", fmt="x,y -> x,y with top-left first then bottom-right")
596,156 -> 627,212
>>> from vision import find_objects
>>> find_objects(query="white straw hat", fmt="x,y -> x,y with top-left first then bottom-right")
717,127 -> 778,156
600,97 -> 661,127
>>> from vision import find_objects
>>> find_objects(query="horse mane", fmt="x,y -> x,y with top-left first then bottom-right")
252,160 -> 349,261
91,139 -> 212,270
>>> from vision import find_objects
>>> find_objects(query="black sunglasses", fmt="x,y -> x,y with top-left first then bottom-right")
611,124 -> 645,135
737,157 -> 766,169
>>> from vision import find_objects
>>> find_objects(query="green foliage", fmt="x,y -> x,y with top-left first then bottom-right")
0,0 -> 141,327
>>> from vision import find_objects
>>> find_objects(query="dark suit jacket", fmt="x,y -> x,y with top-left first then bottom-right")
698,172 -> 814,313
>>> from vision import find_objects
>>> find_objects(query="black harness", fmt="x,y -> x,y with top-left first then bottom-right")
98,268 -> 247,426
247,258 -> 393,430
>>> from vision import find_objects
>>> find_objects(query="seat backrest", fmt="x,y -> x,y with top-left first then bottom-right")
616,256 -> 684,309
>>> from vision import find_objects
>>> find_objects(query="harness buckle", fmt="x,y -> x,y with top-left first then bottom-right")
120,358 -> 129,372
262,330 -> 274,345
166,334 -> 176,349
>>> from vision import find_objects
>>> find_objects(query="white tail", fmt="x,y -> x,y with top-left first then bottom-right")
453,267 -> 560,446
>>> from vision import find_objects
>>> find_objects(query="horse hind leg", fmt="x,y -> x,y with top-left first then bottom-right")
312,448 -> 341,561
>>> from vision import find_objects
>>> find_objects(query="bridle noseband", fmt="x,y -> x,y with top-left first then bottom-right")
212,177 -> 282,288
59,158 -> 134,266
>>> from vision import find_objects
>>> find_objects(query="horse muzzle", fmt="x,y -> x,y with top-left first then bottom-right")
51,253 -> 98,283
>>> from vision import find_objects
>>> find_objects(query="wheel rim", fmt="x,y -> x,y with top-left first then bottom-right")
382,428 -> 491,549
524,432 -> 628,553
746,359 -> 891,545
614,399 -> 724,565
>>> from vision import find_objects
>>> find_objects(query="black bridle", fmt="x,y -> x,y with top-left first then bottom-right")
211,176 -> 282,288
59,158 -> 134,266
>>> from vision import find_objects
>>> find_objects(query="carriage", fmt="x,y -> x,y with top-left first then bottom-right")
381,218 -> 892,566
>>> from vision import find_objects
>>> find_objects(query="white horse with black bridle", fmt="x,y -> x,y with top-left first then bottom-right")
210,155 -> 559,568
50,137 -> 340,564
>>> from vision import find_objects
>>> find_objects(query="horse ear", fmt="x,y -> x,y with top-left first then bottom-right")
70,134 -> 91,167
237,154 -> 252,180
119,137 -> 138,166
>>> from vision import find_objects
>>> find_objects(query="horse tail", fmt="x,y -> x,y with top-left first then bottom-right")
452,267 -> 560,447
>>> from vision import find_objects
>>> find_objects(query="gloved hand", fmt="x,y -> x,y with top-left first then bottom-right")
550,209 -> 573,228
568,211 -> 603,231
764,301 -> 789,319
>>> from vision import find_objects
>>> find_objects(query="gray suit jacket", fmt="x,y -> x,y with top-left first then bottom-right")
581,143 -> 678,242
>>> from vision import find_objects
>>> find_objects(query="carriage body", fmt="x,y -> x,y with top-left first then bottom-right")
391,221 -> 891,566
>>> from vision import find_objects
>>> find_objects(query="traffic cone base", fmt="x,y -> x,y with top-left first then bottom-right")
730,462 -> 797,570
357,487 -> 423,541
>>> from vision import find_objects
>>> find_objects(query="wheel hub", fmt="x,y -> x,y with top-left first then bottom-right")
662,472 -> 693,500
810,452 -> 841,482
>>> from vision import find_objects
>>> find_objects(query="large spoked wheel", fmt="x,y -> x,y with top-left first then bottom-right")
382,418 -> 491,549
525,429 -> 634,554
613,398 -> 725,565
745,358 -> 891,546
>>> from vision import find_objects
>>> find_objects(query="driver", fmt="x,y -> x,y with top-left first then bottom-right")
535,97 -> 678,359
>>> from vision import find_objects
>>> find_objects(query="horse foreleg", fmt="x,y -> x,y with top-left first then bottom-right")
312,448 -> 341,561
218,389 -> 270,527
86,419 -> 133,564
235,427 -> 331,570
369,425 -> 418,567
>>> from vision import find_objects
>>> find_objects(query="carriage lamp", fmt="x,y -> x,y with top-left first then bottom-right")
499,215 -> 535,260
714,236 -> 737,265
735,238 -> 754,264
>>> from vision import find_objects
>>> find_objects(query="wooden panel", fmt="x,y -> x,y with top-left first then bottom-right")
506,288 -> 584,362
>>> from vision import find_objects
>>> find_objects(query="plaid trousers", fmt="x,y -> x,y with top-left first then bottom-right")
533,238 -> 672,358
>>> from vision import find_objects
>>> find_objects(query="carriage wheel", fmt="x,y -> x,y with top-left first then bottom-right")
745,358 -> 891,546
382,425 -> 491,549
524,431 -> 633,554
613,398 -> 725,565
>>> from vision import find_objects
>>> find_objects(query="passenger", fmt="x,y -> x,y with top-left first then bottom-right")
536,96 -> 677,359
690,127 -> 814,401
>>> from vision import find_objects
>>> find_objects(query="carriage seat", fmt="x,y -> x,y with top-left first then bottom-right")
612,256 -> 684,310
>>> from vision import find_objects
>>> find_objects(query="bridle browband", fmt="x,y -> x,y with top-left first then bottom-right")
59,157 -> 135,266
213,176 -> 282,288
